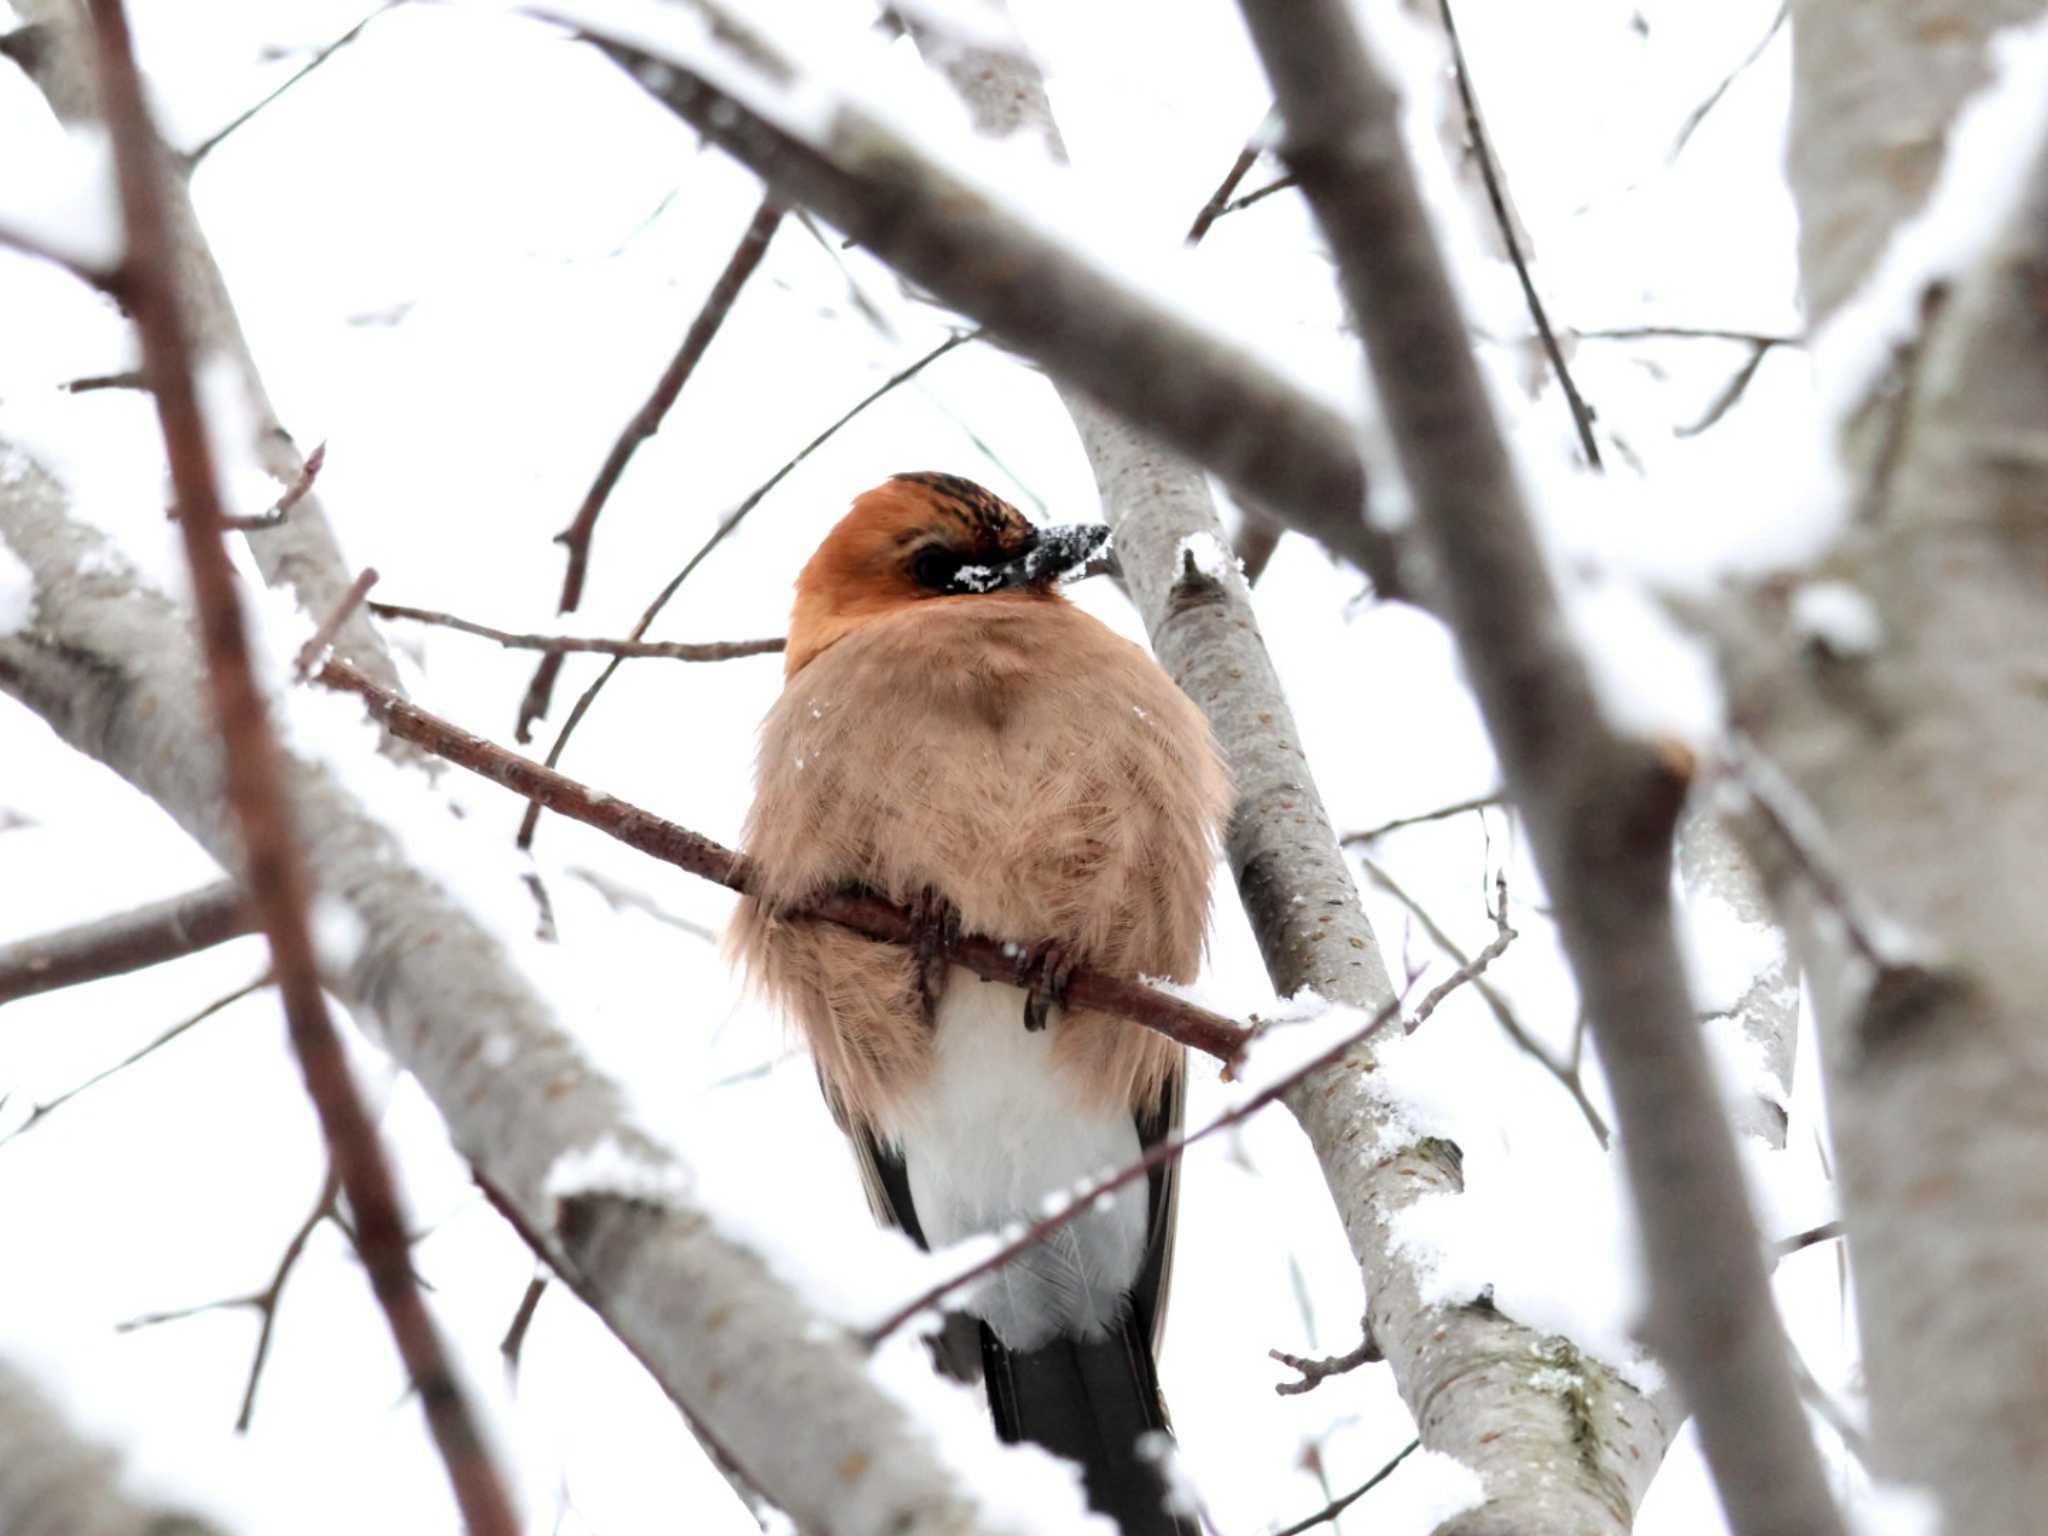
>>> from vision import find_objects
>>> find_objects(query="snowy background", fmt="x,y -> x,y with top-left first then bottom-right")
0,0 -> 1870,1531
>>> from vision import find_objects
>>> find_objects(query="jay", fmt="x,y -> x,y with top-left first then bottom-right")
730,472 -> 1229,1535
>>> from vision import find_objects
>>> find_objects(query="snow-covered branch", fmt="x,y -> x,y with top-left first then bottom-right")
0,450 -> 1089,1536
0,1355 -> 239,1536
1724,7 -> 2048,1530
903,24 -> 1679,1531
1234,2 -> 1847,1533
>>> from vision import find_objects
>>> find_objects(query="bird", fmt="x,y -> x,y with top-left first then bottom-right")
728,471 -> 1230,1535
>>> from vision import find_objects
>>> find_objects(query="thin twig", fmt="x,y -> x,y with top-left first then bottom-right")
1438,0 -> 1600,469
1269,1438 -> 1422,1536
120,1168 -> 345,1431
314,657 -> 1254,1066
61,368 -> 146,393
0,973 -> 271,1147
858,990 -> 1404,1347
1359,854 -> 1609,1144
1676,339 -> 1774,437
500,1273 -> 548,1381
1668,2 -> 1788,162
1216,174 -> 1298,220
0,217 -> 120,291
1342,791 -> 1503,843
1270,1318 -> 1381,1396
84,5 -> 519,1527
515,325 -> 973,838
0,879 -> 253,1004
183,4 -> 404,167
1774,1219 -> 1845,1259
1186,120 -> 1268,245
519,194 -> 784,738
551,194 -> 784,618
294,564 -> 377,678
1239,2 -> 1845,1527
369,601 -> 783,662
1577,325 -> 1799,347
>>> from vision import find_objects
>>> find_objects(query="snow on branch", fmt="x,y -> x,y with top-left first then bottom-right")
0,446 -> 1125,1536
539,3 -> 1413,601
1234,0 -> 1848,1532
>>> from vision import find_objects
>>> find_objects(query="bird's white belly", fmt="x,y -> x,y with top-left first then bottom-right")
890,965 -> 1147,1351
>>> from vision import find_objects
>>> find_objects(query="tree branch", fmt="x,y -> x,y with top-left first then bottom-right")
0,1355 -> 240,1536
904,20 -> 1661,1529
554,16 -> 1411,601
369,601 -> 783,662
0,879 -> 253,1004
0,445 -> 1076,1536
1235,3 -> 1844,1532
81,3 -> 520,1529
314,657 -> 1254,1066
552,194 -> 782,619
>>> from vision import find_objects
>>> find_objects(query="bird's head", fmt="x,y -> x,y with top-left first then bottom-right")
785,472 -> 1111,675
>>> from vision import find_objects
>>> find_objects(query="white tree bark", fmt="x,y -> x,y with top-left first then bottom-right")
0,450 -> 1063,1536
17,0 -> 404,696
0,1357 -> 231,1536
1725,4 -> 2048,1527
906,28 -> 1674,1532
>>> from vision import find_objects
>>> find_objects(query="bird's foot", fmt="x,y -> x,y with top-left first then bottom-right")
909,886 -> 963,1029
1015,940 -> 1078,1033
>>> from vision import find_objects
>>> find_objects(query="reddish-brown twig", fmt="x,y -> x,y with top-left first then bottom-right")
85,5 -> 518,1529
315,657 -> 1254,1066
1186,123 -> 1266,245
293,563 -> 376,678
0,880 -> 253,1005
1270,1319 -> 1381,1396
369,601 -> 784,662
554,195 -> 783,616
519,197 -> 785,736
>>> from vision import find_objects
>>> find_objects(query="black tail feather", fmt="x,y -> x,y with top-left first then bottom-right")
981,1317 -> 1199,1536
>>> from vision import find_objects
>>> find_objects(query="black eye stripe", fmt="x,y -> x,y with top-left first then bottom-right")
911,546 -> 961,590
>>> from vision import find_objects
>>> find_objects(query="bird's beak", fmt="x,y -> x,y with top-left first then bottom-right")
958,524 -> 1113,593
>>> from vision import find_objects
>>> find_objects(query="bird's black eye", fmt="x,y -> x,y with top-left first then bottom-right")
910,545 -> 959,591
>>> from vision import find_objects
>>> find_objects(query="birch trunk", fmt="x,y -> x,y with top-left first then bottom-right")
1722,5 -> 2048,1526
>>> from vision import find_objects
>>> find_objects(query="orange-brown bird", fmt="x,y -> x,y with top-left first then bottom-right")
729,472 -> 1229,1534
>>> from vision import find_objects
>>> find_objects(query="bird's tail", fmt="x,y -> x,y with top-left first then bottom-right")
980,1315 -> 1199,1536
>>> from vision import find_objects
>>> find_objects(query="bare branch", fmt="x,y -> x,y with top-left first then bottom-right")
1,457 -> 1050,1536
0,1355 -> 241,1536
1360,854 -> 1610,1145
560,19 -> 1410,599
552,195 -> 783,617
369,601 -> 784,662
183,4 -> 403,167
516,324 -> 972,831
0,880 -> 253,1004
1237,2 -> 1845,1530
0,973 -> 271,1146
1436,0 -> 1600,468
316,657 -> 1254,1067
216,438 -> 325,531
1269,1437 -> 1421,1536
1270,1320 -> 1381,1396
1185,118 -> 1268,244
1342,791 -> 1503,842
1773,1220 -> 1844,1260
500,1273 -> 548,1380
118,1166 -> 342,1432
82,4 -> 518,1527
293,563 -> 376,679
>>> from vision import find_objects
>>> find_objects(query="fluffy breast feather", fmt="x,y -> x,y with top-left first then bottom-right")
727,596 -> 1230,1130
